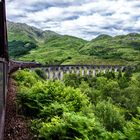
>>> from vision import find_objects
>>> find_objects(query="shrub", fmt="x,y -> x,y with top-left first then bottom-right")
35,68 -> 47,80
102,80 -> 121,101
13,69 -> 39,87
94,101 -> 126,132
17,77 -> 90,117
95,77 -> 108,90
63,74 -> 81,88
37,112 -> 105,140
123,108 -> 140,139
118,77 -> 129,89
124,66 -> 133,80
120,86 -> 140,117
14,70 -> 140,139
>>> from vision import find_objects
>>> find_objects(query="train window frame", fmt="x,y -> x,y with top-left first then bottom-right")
0,0 -> 8,139
0,58 -> 7,139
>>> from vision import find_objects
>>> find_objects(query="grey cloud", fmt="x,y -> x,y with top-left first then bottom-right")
6,0 -> 140,40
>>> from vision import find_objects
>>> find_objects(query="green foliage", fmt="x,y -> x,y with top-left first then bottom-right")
118,77 -> 129,89
15,70 -> 107,140
94,101 -> 126,132
101,80 -> 120,100
17,77 -> 91,117
64,74 -> 81,88
135,63 -> 140,72
95,77 -> 108,89
13,69 -> 39,87
123,66 -> 133,80
123,108 -> 140,139
14,67 -> 140,139
38,113 -> 105,140
9,41 -> 37,58
118,69 -> 123,79
120,86 -> 140,117
64,74 -> 97,88
105,131 -> 126,140
35,68 -> 47,80
105,71 -> 116,79
124,118 -> 140,140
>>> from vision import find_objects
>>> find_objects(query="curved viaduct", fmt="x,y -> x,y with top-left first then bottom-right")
35,65 -> 127,80
9,60 -> 135,80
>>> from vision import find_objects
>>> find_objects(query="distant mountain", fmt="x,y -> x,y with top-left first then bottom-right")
92,34 -> 112,41
80,33 -> 140,64
7,21 -> 60,42
8,21 -> 140,65
8,21 -> 87,64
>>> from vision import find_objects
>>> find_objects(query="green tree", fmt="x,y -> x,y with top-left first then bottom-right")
94,101 -> 126,132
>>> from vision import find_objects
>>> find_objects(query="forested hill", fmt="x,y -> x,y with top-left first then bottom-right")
8,21 -> 140,65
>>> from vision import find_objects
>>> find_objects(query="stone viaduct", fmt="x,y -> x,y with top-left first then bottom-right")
9,60 -> 135,80
38,65 -> 127,80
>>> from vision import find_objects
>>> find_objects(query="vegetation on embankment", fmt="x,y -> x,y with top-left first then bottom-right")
12,65 -> 140,140
8,21 -> 140,65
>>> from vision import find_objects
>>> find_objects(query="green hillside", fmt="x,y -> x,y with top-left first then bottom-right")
8,21 -> 140,65
8,21 -> 42,42
80,33 -> 140,65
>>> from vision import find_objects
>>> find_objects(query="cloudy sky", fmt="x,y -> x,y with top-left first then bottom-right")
6,0 -> 140,40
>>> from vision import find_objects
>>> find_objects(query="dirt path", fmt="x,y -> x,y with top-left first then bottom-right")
4,77 -> 34,140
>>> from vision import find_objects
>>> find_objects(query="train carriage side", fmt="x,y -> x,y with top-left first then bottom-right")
0,0 -> 9,139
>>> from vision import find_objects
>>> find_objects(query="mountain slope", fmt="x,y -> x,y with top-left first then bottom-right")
8,21 -> 42,42
19,35 -> 87,64
8,21 -> 87,64
79,33 -> 140,65
8,21 -> 140,65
